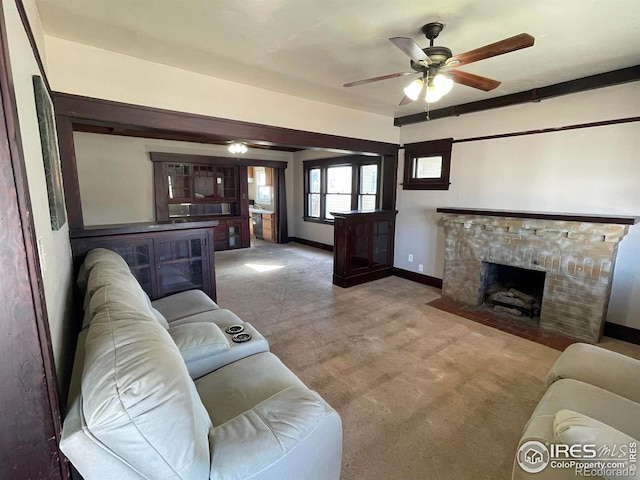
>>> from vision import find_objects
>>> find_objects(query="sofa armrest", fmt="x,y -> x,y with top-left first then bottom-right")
169,323 -> 230,378
209,386 -> 340,480
547,343 -> 640,404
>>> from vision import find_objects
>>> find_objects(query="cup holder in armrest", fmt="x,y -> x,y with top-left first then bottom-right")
232,332 -> 252,343
225,325 -> 244,334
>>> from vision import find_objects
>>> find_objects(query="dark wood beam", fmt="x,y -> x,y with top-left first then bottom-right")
53,92 -> 399,155
395,65 -> 640,126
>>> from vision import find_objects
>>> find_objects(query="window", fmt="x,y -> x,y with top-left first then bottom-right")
403,138 -> 453,190
304,156 -> 380,222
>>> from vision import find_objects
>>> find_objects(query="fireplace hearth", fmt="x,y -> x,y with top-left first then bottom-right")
437,208 -> 638,342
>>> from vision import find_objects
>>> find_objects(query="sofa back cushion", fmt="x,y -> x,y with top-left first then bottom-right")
81,282 -> 212,479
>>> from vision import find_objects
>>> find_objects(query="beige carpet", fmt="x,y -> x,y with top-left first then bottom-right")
215,241 -> 638,480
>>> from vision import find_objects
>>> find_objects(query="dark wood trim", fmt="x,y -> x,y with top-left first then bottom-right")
149,151 -> 289,169
54,93 -> 396,233
275,168 -> 288,243
402,138 -> 453,191
238,165 -> 250,247
70,219 -> 220,239
395,65 -> 640,126
393,268 -> 444,289
0,3 -> 66,477
55,115 -> 83,230
436,207 -> 639,225
153,160 -> 169,221
53,92 -> 399,155
291,237 -> 334,252
381,154 -> 398,211
73,123 -> 301,153
604,322 -> 640,346
453,116 -> 640,144
14,0 -> 51,92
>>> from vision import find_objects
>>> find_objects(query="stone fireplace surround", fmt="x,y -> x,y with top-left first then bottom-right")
437,208 -> 638,343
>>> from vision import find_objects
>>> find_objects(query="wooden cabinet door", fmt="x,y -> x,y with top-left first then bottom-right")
262,213 -> 275,242
165,163 -> 193,202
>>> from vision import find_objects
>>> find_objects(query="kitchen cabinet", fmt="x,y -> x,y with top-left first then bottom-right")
263,213 -> 275,242
331,210 -> 397,288
70,221 -> 217,301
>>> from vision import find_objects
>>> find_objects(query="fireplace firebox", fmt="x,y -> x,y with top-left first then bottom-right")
481,262 -> 545,319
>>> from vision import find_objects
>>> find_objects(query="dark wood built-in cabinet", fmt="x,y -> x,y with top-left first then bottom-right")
332,210 -> 397,287
70,221 -> 218,301
151,152 -> 249,251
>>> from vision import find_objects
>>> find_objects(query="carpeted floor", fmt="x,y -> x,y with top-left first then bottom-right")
214,241 -> 639,480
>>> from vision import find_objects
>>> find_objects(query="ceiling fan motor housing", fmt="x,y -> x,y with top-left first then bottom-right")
410,46 -> 452,71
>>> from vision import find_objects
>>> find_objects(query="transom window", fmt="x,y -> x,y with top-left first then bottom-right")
403,138 -> 453,190
304,156 -> 381,222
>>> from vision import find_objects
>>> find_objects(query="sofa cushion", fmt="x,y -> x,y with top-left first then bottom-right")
80,294 -> 212,479
77,248 -> 131,293
554,410 -> 639,480
150,306 -> 170,329
84,266 -> 151,317
209,386 -> 328,480
169,322 -> 230,364
196,352 -> 307,426
525,379 -> 640,441
547,343 -> 640,404
152,289 -> 219,322
169,308 -> 245,328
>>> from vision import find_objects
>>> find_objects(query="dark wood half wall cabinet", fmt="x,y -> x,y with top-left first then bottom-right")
71,221 -> 218,302
332,210 -> 398,287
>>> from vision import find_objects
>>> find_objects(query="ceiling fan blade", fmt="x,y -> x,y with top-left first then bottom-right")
449,70 -> 501,91
389,37 -> 432,65
399,95 -> 414,106
446,33 -> 534,67
343,71 -> 415,88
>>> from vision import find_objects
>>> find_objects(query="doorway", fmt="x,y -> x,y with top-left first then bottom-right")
248,166 -> 276,245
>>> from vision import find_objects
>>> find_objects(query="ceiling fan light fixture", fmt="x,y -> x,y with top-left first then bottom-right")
425,85 -> 442,103
433,73 -> 454,95
403,78 -> 424,101
228,142 -> 248,154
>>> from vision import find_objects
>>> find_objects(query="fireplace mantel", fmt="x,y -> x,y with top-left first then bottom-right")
436,208 -> 639,225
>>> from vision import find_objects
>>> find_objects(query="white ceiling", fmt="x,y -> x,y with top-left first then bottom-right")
36,0 -> 640,119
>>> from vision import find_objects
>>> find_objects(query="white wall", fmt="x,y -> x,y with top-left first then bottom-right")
3,0 -> 74,390
74,132 -> 291,226
44,36 -> 398,144
395,82 -> 640,329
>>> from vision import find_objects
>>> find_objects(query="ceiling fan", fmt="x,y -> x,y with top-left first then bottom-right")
344,22 -> 534,105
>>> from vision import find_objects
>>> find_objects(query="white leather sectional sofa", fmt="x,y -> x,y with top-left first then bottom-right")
61,248 -> 342,480
512,343 -> 640,479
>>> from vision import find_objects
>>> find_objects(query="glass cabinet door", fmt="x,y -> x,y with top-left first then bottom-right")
166,163 -> 192,201
348,223 -> 370,274
193,164 -> 215,200
154,235 -> 209,297
215,166 -> 237,200
371,220 -> 391,268
105,243 -> 155,296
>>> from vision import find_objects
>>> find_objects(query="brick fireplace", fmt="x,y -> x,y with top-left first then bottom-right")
437,208 -> 638,342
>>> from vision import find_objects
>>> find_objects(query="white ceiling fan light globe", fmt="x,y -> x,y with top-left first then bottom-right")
433,73 -> 454,95
425,86 -> 442,103
403,78 -> 424,101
